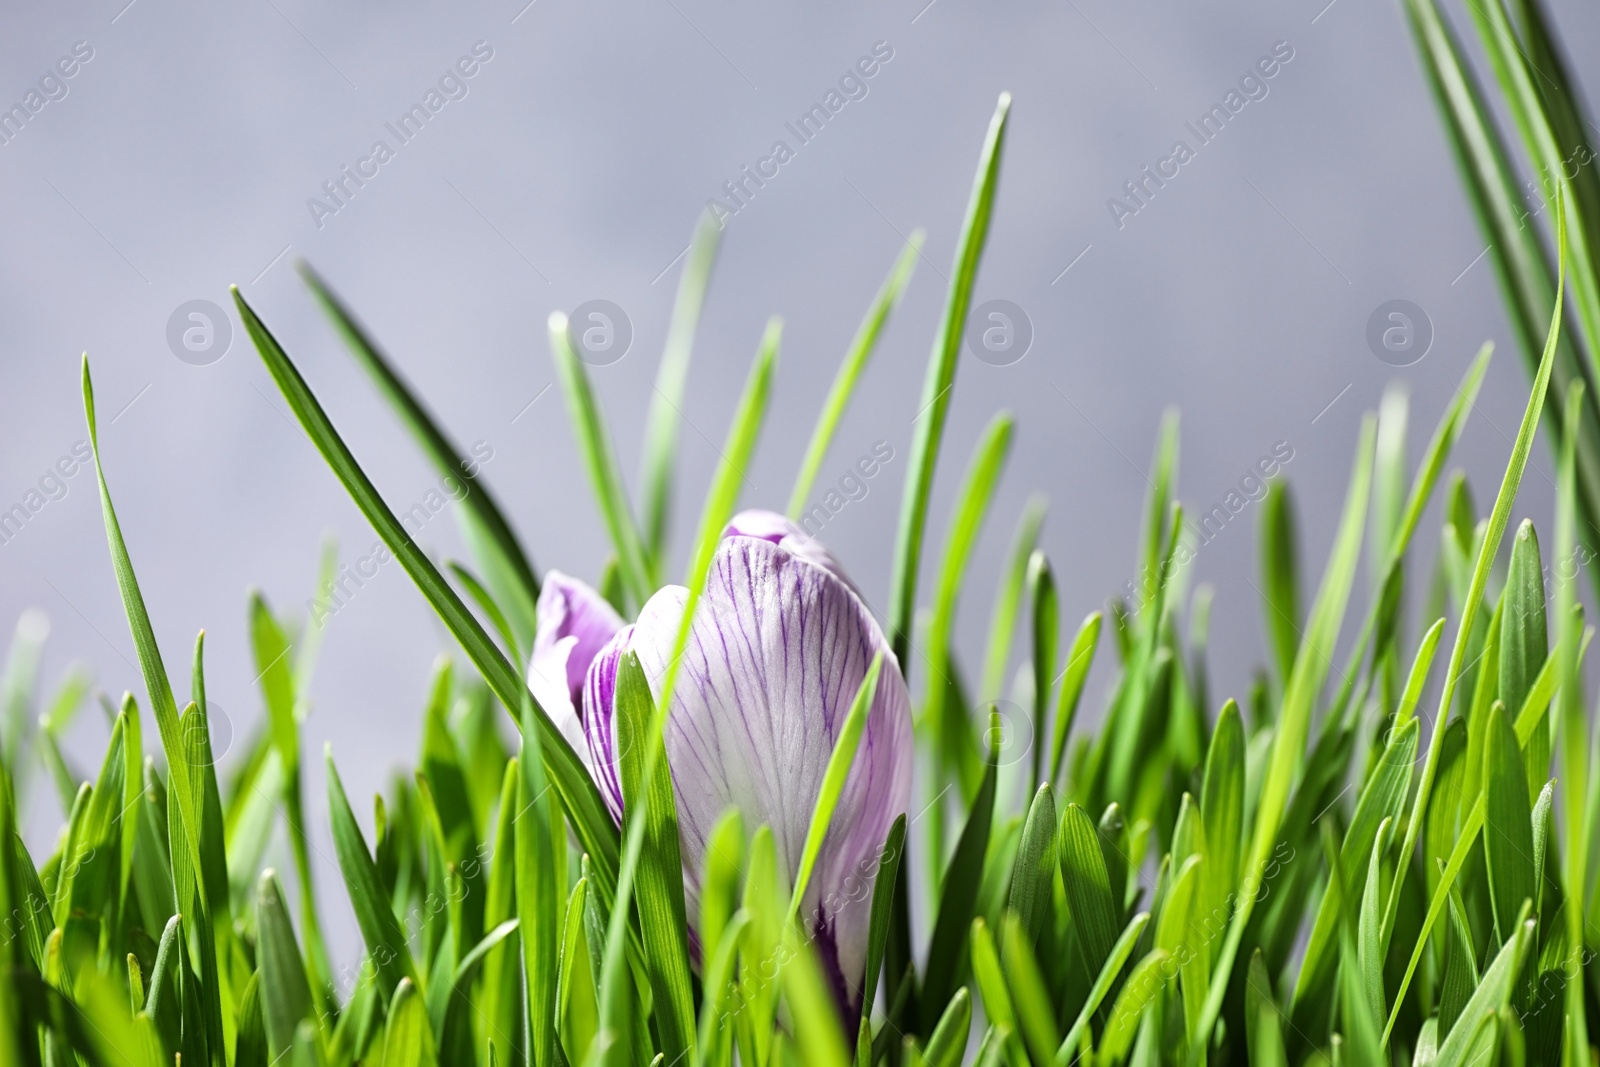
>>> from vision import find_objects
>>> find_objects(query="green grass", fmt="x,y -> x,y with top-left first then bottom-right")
3,86 -> 1598,1067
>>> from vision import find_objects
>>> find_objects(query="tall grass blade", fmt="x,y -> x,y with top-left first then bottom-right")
550,311 -> 655,608
1189,412 -> 1376,1061
788,232 -> 923,517
887,93 -> 1010,674
231,289 -> 621,903
300,263 -> 542,639
1379,194 -> 1567,988
641,211 -> 722,570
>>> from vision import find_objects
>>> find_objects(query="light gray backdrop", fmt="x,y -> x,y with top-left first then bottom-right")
2,0 -> 1592,965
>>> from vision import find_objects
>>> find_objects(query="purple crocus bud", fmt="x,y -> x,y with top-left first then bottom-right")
723,508 -> 856,592
528,569 -> 624,759
581,522 -> 912,1013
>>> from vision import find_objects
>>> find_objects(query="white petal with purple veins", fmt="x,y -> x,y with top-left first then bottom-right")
723,508 -> 858,594
528,569 -> 624,760
582,534 -> 912,1009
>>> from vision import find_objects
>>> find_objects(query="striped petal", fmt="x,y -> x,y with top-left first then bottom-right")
528,569 -> 624,759
582,528 -> 912,1010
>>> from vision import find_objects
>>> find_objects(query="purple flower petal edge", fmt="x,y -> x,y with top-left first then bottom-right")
528,569 -> 624,759
580,530 -> 912,1016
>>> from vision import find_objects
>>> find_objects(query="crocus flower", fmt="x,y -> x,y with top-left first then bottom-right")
532,510 -> 913,1012
528,569 -> 625,759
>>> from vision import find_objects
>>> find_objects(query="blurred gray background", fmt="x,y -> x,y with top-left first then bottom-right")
2,0 -> 1594,958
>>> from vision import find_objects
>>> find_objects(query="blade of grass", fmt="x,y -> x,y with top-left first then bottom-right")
515,685 -> 565,1067
980,494 -> 1048,701
1260,480 -> 1301,691
788,232 -> 924,517
80,357 -> 212,922
257,870 -> 316,1061
1060,800 -> 1120,976
1378,194 -> 1566,973
922,986 -> 971,1067
1381,619 -> 1581,1044
1499,520 -> 1550,798
790,652 -> 884,919
613,650 -> 696,1065
231,288 -> 621,905
887,92 -> 1010,676
550,311 -> 655,609
1054,911 -> 1150,1064
1464,0 -> 1600,392
1049,611 -> 1101,785
1026,553 -> 1058,789
641,211 -> 722,572
1403,0 -> 1600,603
924,411 -> 1016,799
249,595 -> 329,1004
1187,413 -> 1376,1063
1554,378 -> 1591,1059
854,814 -> 906,1067
597,317 -> 777,1067
920,708 -> 1000,1031
325,748 -> 417,1000
1000,912 -> 1061,1065
1005,784 -> 1057,950
299,263 -> 542,640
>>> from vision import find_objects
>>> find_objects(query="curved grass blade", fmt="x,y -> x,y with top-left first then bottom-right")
641,211 -> 722,569
1049,611 -> 1101,784
1500,520 -> 1550,796
854,814 -> 906,1067
325,748 -> 417,1000
1554,378 -> 1591,1059
967,917 -> 1018,1053
694,908 -> 749,1067
1244,949 -> 1288,1067
1000,912 -> 1060,1065
920,708 -> 1000,1032
447,559 -> 519,660
922,986 -> 971,1067
231,289 -> 621,903
1291,718 -> 1419,1012
249,594 -> 329,1003
299,263 -> 541,638
1377,194 -> 1567,975
383,978 -> 439,1067
1463,0 -> 1600,391
81,357 -> 213,922
1097,948 -> 1169,1063
1402,0 -> 1600,601
1199,699 -> 1244,937
597,317 -> 777,1067
1381,624 -> 1582,1044
788,232 -> 923,517
887,92 -> 1010,674
1059,800 -> 1120,976
549,311 -> 655,608
613,650 -> 695,1064
1187,412 -> 1376,1063
515,691 -> 565,1067
981,493 -> 1048,700
782,928 -> 852,1067
1055,910 -> 1150,1063
1483,704 -> 1536,946
790,651 -> 884,919
924,411 -> 1015,797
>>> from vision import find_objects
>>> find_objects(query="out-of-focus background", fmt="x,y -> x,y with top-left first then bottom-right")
2,0 -> 1593,959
